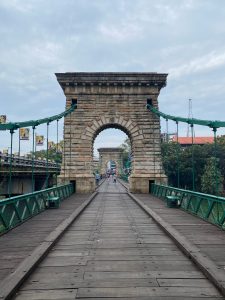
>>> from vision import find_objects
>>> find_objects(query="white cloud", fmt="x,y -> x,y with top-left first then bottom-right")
0,0 -> 36,13
168,51 -> 225,79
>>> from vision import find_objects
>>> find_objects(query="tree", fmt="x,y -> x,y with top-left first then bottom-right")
120,138 -> 131,167
119,138 -> 132,176
161,141 -> 224,194
34,140 -> 63,163
201,157 -> 223,195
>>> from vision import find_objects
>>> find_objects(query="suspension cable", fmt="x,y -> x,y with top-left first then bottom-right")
146,104 -> 225,129
0,103 -> 77,131
32,126 -> 35,193
8,129 -> 14,197
191,124 -> 195,191
46,122 -> 49,189
176,121 -> 180,188
56,119 -> 59,186
213,128 -> 218,195
69,111 -> 72,182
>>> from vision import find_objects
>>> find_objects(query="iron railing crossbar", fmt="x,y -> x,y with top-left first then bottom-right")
152,183 -> 225,229
0,183 -> 74,234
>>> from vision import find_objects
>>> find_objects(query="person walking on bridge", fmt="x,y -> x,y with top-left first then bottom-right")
95,172 -> 100,186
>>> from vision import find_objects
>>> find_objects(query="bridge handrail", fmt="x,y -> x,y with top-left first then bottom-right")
0,183 -> 74,234
151,184 -> 225,229
0,153 -> 60,169
147,104 -> 225,128
0,103 -> 76,131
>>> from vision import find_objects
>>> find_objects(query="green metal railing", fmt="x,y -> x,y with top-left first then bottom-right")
120,174 -> 129,182
0,183 -> 74,234
151,184 -> 225,229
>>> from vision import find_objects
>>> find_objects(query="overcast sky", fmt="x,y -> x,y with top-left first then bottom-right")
0,0 -> 225,156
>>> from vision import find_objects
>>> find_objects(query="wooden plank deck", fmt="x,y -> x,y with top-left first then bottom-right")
135,192 -> 225,272
11,180 -> 224,299
0,193 -> 91,282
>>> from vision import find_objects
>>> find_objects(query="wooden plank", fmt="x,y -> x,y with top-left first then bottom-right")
129,192 -> 225,297
21,278 -> 159,290
0,192 -> 97,300
8,181 -> 225,299
84,270 -> 205,280
14,289 -> 77,300
77,286 -> 222,298
157,278 -> 213,287
85,260 -> 197,272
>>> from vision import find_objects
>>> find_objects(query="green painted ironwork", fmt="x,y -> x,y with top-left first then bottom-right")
0,183 -> 74,234
191,124 -> 195,191
147,103 -> 225,194
32,126 -> 35,193
1,103 -> 76,196
0,103 -> 76,131
8,129 -> 14,197
151,183 -> 225,229
120,173 -> 129,182
46,122 -> 49,189
146,104 -> 225,128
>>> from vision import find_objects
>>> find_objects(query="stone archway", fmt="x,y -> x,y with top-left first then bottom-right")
56,72 -> 167,193
98,147 -> 123,175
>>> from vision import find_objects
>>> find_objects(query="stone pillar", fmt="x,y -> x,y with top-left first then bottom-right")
55,72 -> 168,193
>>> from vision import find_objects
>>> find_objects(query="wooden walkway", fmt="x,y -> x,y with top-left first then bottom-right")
0,180 -> 221,299
0,194 -> 90,282
135,193 -> 225,273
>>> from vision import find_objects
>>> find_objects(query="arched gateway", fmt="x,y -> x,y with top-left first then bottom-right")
56,72 -> 167,193
98,147 -> 123,175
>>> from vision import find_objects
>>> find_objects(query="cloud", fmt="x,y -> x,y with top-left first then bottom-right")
169,51 -> 225,79
0,0 -> 225,153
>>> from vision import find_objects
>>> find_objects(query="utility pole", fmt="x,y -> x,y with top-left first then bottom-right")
187,99 -> 194,137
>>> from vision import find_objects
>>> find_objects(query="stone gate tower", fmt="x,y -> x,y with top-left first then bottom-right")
55,72 -> 167,193
98,147 -> 123,175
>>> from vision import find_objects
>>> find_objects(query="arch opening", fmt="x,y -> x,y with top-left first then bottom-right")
93,126 -> 132,178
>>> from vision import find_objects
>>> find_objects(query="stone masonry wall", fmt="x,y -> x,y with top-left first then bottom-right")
55,72 -> 168,193
98,148 -> 123,175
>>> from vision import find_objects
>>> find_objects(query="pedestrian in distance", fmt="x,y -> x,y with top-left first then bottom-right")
95,173 -> 100,186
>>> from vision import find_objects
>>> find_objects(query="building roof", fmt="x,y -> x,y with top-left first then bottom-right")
171,136 -> 214,145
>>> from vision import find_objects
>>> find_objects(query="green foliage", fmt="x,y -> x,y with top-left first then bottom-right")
34,140 -> 63,163
120,138 -> 131,167
201,157 -> 223,195
161,136 -> 225,195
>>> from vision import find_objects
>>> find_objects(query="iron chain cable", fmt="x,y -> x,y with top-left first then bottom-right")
0,103 -> 77,131
146,104 -> 225,128
1,103 -> 76,196
146,103 -> 224,193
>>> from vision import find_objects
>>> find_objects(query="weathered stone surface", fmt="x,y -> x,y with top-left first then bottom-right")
55,72 -> 168,193
98,148 -> 123,175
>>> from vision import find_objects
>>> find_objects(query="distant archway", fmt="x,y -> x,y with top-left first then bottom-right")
56,72 -> 167,193
98,148 -> 123,176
